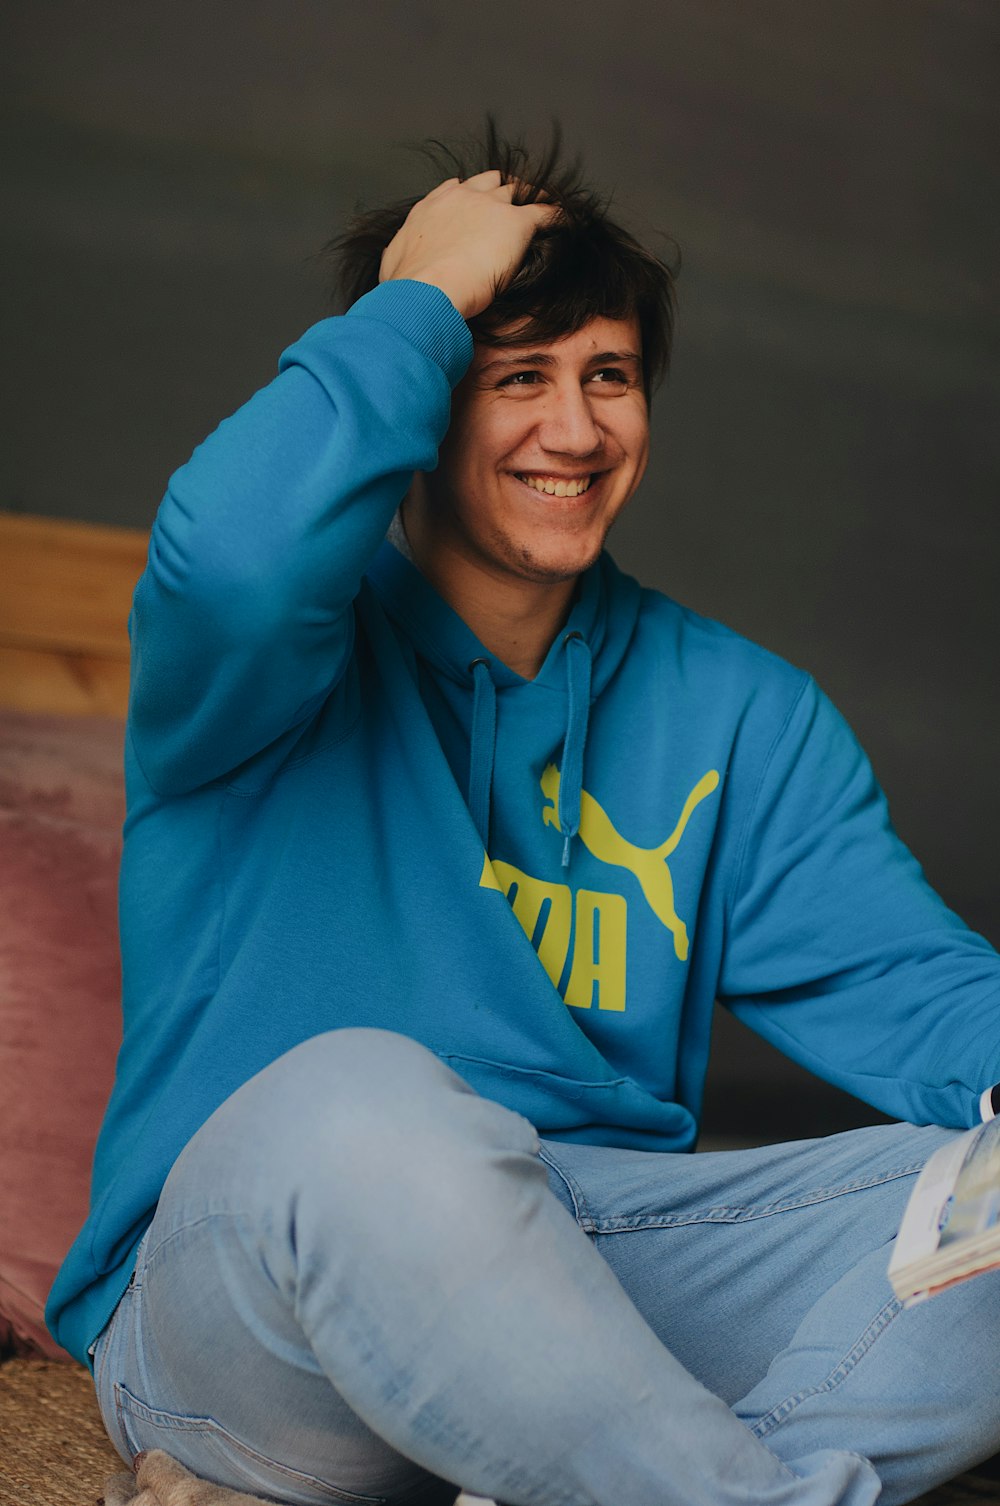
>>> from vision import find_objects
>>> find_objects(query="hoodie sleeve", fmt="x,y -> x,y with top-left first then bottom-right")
718,673 -> 1000,1128
128,281 -> 472,796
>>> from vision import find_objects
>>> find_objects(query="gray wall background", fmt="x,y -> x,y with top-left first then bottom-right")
3,0 -> 997,1141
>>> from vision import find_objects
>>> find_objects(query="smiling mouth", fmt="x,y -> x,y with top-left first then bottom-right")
514,473 -> 594,497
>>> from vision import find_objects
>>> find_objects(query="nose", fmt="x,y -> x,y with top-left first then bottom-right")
536,383 -> 603,458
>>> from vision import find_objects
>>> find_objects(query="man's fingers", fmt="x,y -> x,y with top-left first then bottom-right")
423,176 -> 462,200
462,169 -> 506,193
429,172 -> 550,209
526,200 -> 562,232
380,169 -> 561,317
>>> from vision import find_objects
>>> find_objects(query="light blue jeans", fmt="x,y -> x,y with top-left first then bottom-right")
93,1029 -> 1000,1506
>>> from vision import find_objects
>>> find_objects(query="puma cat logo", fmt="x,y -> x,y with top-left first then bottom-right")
540,764 -> 720,961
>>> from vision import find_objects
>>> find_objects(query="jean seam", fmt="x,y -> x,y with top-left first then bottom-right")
537,1146 -> 592,1227
132,1230 -> 148,1291
142,1207 -> 255,1269
746,1295 -> 902,1441
584,1161 -> 926,1234
114,1381 -> 133,1460
94,1314 -> 111,1401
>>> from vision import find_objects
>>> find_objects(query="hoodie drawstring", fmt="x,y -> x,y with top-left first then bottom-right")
468,658 -> 497,848
467,635 -> 592,865
558,632 -> 592,867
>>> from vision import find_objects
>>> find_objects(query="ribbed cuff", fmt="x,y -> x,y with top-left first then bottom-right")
346,280 -> 473,388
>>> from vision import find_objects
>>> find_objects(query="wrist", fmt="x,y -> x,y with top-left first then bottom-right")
344,282 -> 473,388
379,264 -> 485,322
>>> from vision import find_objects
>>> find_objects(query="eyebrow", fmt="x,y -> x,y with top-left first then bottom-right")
477,350 -> 642,376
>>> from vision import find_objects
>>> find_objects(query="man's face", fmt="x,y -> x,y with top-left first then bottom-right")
412,315 -> 650,587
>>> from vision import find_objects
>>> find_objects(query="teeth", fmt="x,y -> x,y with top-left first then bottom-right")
517,474 -> 592,497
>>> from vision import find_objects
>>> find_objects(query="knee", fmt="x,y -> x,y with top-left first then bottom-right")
272,1028 -> 474,1139
163,1030 -> 546,1291
209,1029 -> 538,1198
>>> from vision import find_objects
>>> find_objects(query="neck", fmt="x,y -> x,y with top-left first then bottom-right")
400,497 -> 577,680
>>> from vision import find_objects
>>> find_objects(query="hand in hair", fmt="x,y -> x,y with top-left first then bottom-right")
378,170 -> 557,321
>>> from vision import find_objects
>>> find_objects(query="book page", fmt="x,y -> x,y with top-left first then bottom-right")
888,1128 -> 976,1276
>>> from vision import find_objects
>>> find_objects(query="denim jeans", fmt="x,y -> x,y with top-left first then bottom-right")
92,1029 -> 1000,1506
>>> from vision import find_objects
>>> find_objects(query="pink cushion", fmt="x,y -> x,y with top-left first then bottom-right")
0,710 -> 124,1359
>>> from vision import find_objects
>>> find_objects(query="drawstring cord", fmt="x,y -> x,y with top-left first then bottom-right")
558,632 -> 592,868
468,658 -> 497,848
467,634 -> 592,867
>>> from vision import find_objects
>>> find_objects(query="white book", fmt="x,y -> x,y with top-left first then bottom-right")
889,1117 -> 1000,1305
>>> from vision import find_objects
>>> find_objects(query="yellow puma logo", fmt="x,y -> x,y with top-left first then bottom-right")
540,764 -> 720,961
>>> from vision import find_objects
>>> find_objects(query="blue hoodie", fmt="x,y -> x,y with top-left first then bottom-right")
47,280 -> 1000,1365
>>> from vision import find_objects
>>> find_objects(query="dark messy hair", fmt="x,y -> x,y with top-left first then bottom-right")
323,120 -> 679,396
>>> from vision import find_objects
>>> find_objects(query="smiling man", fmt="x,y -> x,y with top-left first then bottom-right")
403,318 -> 649,624
402,314 -> 649,679
49,130 -> 1000,1506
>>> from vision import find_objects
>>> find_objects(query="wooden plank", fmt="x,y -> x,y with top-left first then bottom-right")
0,512 -> 148,660
0,643 -> 131,718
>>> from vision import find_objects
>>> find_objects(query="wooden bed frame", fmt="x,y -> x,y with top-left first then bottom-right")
0,511 -> 147,717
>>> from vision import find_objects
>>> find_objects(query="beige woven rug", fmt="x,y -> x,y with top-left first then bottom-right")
0,1359 -> 121,1506
2,1358 -> 998,1506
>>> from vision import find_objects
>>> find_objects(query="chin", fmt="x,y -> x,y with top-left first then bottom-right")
481,510 -> 609,579
501,539 -> 605,584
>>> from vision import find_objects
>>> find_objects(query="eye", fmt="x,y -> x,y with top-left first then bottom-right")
497,370 -> 543,387
588,367 -> 631,388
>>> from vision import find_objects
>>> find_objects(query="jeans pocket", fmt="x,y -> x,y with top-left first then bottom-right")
114,1382 -> 387,1506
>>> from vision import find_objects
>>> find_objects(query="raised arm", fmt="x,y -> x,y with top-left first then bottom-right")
129,174 -> 555,795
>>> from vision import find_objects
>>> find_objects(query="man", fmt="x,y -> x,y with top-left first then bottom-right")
48,130 -> 1000,1506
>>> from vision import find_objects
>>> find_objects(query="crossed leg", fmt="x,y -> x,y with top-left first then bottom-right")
541,1123 -> 1000,1502
92,1030 -> 998,1506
